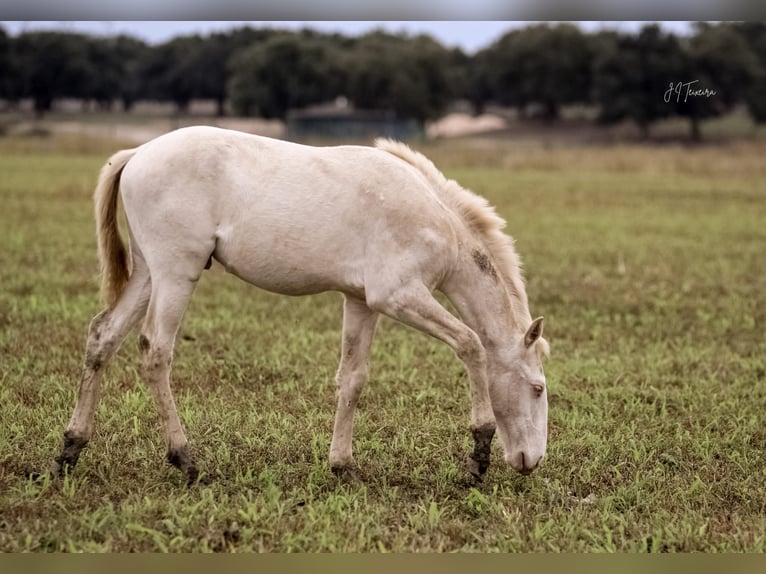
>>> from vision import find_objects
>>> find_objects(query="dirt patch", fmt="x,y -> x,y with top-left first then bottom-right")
427,113 -> 507,139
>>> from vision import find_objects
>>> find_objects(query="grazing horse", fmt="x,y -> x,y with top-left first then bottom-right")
53,126 -> 549,484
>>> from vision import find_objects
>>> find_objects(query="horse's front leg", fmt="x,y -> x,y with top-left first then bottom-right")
329,296 -> 379,482
366,281 -> 496,482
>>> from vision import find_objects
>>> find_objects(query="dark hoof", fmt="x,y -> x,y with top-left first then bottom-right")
467,424 -> 495,482
53,431 -> 89,477
167,445 -> 201,486
185,465 -> 202,487
466,456 -> 487,483
331,465 -> 361,484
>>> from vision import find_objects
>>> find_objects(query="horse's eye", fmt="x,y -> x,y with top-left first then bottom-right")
532,384 -> 544,398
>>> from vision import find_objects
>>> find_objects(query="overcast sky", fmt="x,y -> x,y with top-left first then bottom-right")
1,21 -> 696,53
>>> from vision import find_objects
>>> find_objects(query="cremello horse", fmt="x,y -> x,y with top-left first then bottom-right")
53,126 -> 549,484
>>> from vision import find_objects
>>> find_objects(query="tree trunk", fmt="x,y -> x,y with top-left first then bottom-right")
543,100 -> 559,123
471,98 -> 485,116
175,99 -> 190,115
639,121 -> 650,140
34,95 -> 52,119
690,115 -> 702,142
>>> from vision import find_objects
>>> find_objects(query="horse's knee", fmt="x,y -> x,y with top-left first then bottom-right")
364,283 -> 406,316
455,329 -> 486,365
141,341 -> 172,374
88,310 -> 110,335
83,311 -> 115,371
336,369 -> 367,405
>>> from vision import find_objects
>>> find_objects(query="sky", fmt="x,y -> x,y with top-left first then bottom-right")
1,21 -> 696,53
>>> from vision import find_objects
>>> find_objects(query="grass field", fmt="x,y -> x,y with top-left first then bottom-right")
0,131 -> 765,552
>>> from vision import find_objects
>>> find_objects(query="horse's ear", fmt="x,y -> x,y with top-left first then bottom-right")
524,317 -> 544,348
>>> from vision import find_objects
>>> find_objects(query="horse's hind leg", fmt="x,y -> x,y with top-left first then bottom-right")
329,296 -> 379,481
139,272 -> 200,484
53,256 -> 151,476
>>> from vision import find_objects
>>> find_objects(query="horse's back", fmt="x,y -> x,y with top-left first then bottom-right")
120,126 -> 460,297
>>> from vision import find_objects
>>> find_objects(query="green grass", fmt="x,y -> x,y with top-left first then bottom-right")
1,133 -> 765,552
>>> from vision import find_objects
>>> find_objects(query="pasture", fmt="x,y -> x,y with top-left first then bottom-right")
0,131 -> 765,552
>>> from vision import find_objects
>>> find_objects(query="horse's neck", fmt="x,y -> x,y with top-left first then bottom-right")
442,247 -> 521,359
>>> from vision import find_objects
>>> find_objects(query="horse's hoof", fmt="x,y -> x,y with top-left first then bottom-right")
186,468 -> 214,487
185,466 -> 201,486
466,455 -> 488,482
331,465 -> 361,484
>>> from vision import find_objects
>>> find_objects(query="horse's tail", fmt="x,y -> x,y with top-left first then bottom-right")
94,147 -> 138,309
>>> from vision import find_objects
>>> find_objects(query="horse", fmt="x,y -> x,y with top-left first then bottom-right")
52,126 -> 550,485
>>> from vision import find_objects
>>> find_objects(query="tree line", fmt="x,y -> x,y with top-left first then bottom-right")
1,22 -> 765,139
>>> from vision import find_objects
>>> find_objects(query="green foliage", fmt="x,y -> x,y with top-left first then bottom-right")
228,33 -> 343,119
593,25 -> 685,137
345,32 -> 455,122
467,47 -> 494,115
11,32 -> 94,114
0,133 -> 765,551
139,35 -> 211,113
0,27 -> 11,100
732,22 -> 766,124
108,35 -> 151,112
2,23 -> 766,131
482,24 -> 593,119
677,23 -> 761,140
83,37 -> 130,110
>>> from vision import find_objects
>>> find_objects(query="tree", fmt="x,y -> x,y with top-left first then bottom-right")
108,35 -> 150,112
83,37 -> 123,110
484,24 -> 592,120
0,27 -> 12,103
139,35 -> 222,114
192,33 -> 232,116
228,33 -> 344,118
467,47 -> 494,115
678,23 -> 760,140
345,32 -> 454,123
732,22 -> 766,123
13,32 -> 93,116
442,47 -> 471,106
593,25 -> 685,139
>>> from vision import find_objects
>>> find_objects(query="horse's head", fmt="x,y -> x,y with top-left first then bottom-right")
490,316 -> 549,475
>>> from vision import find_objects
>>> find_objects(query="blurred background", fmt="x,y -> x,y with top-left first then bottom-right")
1,20 -> 765,145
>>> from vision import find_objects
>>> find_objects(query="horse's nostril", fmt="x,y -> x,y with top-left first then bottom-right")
516,452 -> 541,475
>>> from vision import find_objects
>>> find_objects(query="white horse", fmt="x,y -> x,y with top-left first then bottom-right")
53,126 -> 549,484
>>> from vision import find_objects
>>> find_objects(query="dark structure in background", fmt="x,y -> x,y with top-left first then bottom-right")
286,102 -> 423,141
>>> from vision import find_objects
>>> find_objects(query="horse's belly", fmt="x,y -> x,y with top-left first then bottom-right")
212,232 -> 365,298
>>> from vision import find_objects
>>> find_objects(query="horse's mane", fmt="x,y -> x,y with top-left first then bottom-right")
374,138 -> 534,332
